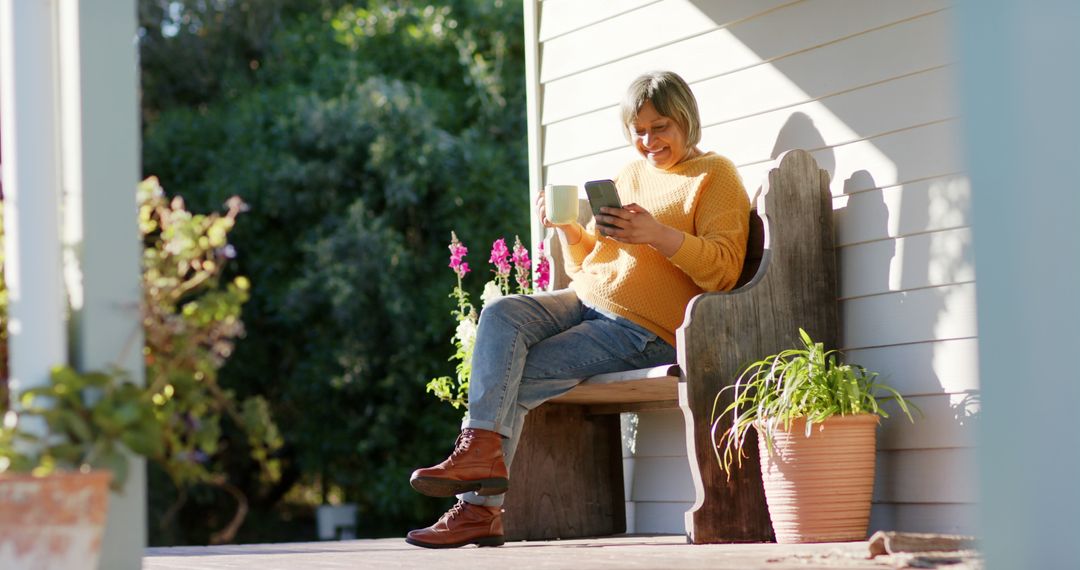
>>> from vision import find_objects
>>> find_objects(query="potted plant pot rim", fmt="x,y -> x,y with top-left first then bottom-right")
0,470 -> 112,569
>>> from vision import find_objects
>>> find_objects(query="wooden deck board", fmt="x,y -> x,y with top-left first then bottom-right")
143,535 -> 901,569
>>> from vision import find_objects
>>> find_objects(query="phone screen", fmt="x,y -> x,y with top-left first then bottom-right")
584,179 -> 622,227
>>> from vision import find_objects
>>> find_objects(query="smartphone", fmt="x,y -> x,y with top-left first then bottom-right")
584,179 -> 623,227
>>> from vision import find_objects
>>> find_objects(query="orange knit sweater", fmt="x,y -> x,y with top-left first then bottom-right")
561,152 -> 750,346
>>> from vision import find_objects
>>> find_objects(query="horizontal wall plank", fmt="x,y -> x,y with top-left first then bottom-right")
542,146 -> 638,188
538,0 -> 658,42
697,9 -> 954,126
845,337 -> 980,395
541,0 -> 729,83
632,501 -> 692,534
870,503 -> 977,536
630,456 -> 695,502
673,116 -> 961,200
841,282 -> 977,348
736,119 -> 963,198
704,80 -> 954,177
815,119 -> 963,198
832,121 -> 962,195
877,394 -> 980,451
834,175 -> 971,246
545,61 -> 956,166
838,227 -> 975,299
713,0 -> 949,74
873,448 -> 978,504
543,119 -> 962,210
540,0 -> 792,83
543,107 -> 622,165
626,409 -> 688,458
541,0 -> 949,123
696,54 -> 955,131
543,28 -> 773,126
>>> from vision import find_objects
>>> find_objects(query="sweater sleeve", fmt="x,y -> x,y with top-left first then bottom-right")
667,163 -> 751,292
560,222 -> 598,275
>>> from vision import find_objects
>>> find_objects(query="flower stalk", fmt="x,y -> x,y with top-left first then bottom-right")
426,232 -> 540,409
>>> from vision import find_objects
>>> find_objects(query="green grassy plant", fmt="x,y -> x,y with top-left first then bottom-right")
710,328 -> 916,476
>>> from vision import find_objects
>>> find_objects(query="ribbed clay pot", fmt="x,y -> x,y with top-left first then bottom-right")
757,414 -> 878,543
0,471 -> 112,570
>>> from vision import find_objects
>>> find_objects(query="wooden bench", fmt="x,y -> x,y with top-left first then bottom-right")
502,149 -> 839,544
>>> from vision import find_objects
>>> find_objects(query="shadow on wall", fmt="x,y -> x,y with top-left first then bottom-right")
842,169 -> 894,300
770,112 -> 834,178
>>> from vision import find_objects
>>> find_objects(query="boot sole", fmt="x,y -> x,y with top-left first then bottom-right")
405,534 -> 505,549
409,476 -> 509,498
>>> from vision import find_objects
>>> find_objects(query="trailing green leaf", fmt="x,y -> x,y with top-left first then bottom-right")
710,328 -> 919,477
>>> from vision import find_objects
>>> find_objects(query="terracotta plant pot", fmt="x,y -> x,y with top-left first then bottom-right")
757,414 -> 878,543
0,471 -> 112,569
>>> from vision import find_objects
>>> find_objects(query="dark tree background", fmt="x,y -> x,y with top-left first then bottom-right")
138,0 -> 527,543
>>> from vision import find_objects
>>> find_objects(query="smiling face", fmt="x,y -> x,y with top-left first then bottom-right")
631,100 -> 691,171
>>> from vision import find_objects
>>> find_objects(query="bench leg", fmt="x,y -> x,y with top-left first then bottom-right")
679,382 -> 773,543
501,403 -> 625,541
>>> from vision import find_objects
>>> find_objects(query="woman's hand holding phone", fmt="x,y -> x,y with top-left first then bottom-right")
595,204 -> 685,258
583,179 -> 683,255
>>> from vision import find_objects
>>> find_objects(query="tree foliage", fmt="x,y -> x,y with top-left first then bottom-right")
139,0 -> 526,541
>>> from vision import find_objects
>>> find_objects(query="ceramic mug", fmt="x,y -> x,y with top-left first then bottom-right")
544,184 -> 579,225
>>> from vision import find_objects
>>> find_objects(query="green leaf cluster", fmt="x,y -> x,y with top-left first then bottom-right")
425,276 -> 477,410
711,328 -> 918,476
1,366 -> 162,491
140,176 -> 283,494
139,0 -> 527,539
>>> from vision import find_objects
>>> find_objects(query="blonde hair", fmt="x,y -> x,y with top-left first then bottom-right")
621,71 -> 701,148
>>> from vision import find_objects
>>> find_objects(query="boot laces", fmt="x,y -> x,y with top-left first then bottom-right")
449,430 -> 475,460
442,501 -> 467,523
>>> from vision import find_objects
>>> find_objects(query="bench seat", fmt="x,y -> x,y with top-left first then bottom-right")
549,364 -> 680,410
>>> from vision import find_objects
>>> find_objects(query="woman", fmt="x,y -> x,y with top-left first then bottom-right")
405,71 -> 750,549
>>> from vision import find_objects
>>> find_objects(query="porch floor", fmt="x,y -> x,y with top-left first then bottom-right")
142,534 -> 924,569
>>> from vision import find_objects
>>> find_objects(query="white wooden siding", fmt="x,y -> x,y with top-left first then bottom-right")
529,0 -> 976,535
870,504 -> 976,536
624,409 -> 695,535
846,338 -> 980,396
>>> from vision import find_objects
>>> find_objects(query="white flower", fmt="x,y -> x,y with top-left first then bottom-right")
455,317 -> 477,352
455,316 -> 478,369
481,280 -> 504,307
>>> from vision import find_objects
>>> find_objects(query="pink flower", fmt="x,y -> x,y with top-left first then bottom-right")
448,232 -> 470,279
535,241 -> 550,291
512,236 -> 531,292
489,238 -> 511,277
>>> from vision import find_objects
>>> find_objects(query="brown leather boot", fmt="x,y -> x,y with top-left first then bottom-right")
405,500 -> 505,549
410,428 -> 509,497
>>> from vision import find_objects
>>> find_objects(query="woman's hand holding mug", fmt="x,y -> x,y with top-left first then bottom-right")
538,184 -> 583,245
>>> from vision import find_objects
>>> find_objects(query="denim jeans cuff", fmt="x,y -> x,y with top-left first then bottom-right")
461,418 -> 514,439
459,491 -> 505,508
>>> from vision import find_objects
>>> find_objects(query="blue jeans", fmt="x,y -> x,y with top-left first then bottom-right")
459,288 -> 677,507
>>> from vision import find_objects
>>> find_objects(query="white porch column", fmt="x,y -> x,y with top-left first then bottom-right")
955,1 -> 1080,568
56,1 -> 144,568
0,0 -> 67,415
